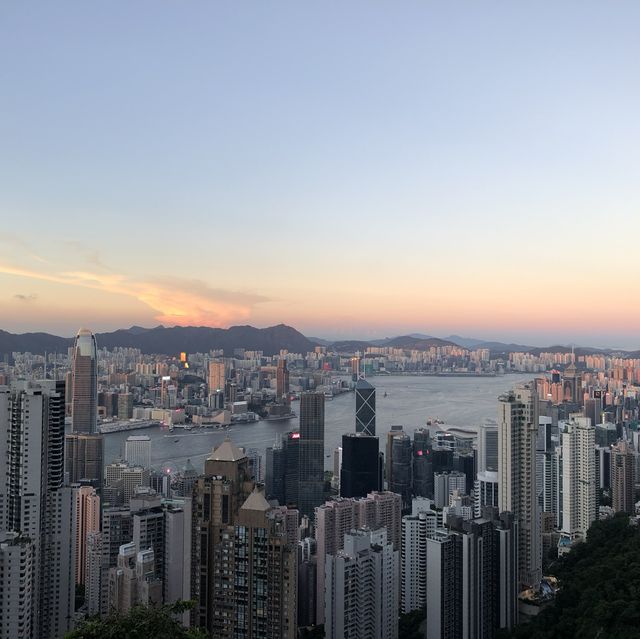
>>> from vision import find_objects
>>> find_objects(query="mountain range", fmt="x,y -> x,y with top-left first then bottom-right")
0,325 -> 630,357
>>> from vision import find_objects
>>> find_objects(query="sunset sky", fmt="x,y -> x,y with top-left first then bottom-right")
2,2 -> 640,347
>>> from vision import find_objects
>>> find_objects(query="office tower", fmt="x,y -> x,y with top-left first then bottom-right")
562,362 -> 580,403
108,543 -> 162,613
73,485 -> 100,586
277,358 -> 290,399
401,505 -> 437,613
559,416 -> 596,539
0,381 -> 75,639
355,377 -> 376,435
324,527 -> 399,639
611,440 -> 635,514
71,327 -> 98,433
584,390 -> 604,427
118,392 -> 134,419
314,492 -> 402,624
266,431 -> 301,507
434,471 -> 467,508
385,425 -> 405,486
171,459 -> 198,498
193,441 -> 297,637
0,531 -> 36,639
65,432 -> 104,489
104,461 -> 150,507
595,445 -> 611,491
426,511 -> 518,639
266,439 -> 286,503
332,446 -> 342,490
233,489 -> 298,639
340,433 -> 382,498
498,385 -> 542,589
298,392 -> 325,518
389,433 -> 413,511
149,469 -> 171,498
208,359 -> 226,394
478,420 -> 499,473
412,428 -> 433,497
125,435 -> 152,469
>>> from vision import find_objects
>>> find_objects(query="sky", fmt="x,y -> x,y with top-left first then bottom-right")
1,2 -> 640,347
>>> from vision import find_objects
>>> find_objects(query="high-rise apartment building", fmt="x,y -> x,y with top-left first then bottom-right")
426,510 -> 518,639
401,501 -> 437,613
611,440 -> 635,514
73,485 -> 100,586
498,385 -> 541,589
65,432 -> 104,490
559,416 -> 596,539
71,328 -> 98,433
324,527 -> 399,639
298,392 -> 325,518
355,378 -> 376,435
0,381 -> 75,639
314,492 -> 402,624
124,435 -> 152,469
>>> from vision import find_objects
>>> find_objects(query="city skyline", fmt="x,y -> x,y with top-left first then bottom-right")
2,3 -> 640,347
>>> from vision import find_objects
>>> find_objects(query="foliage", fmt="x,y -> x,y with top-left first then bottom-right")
66,601 -> 207,639
399,608 -> 426,639
509,515 -> 640,639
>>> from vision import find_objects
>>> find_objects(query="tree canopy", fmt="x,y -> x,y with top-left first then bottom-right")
66,601 -> 207,639
508,515 -> 640,639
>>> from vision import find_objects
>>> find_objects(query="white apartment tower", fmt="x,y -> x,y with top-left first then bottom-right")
325,528 -> 399,639
498,384 -> 542,589
559,416 -> 596,538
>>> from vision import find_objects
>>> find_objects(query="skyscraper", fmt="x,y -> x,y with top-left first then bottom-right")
389,433 -> 413,511
498,384 -> 541,589
559,416 -> 596,539
71,327 -> 98,434
355,377 -> 376,435
340,433 -> 382,498
611,440 -> 635,514
0,380 -> 75,639
298,392 -> 325,518
67,328 -> 103,491
208,359 -> 226,394
73,485 -> 100,586
192,440 -> 297,637
276,358 -> 290,400
412,428 -> 433,497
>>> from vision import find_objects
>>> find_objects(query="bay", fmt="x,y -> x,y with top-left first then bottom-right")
104,374 -> 534,474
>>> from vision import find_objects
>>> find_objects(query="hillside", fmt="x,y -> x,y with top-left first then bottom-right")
507,515 -> 640,639
0,324 -> 316,357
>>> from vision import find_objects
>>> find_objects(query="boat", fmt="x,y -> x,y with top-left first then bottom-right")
174,438 -> 179,443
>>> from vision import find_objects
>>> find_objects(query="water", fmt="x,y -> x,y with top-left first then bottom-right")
104,374 -> 533,474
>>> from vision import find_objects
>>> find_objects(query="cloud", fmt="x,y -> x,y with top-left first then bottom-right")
0,233 -> 48,263
0,262 -> 268,328
13,293 -> 38,302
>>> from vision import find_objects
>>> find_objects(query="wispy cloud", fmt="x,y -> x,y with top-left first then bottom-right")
0,233 -> 48,264
13,293 -> 38,302
0,262 -> 268,327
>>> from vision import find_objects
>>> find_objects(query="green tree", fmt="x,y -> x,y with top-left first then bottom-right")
66,601 -> 207,639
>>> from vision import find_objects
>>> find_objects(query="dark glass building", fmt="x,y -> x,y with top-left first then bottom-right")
389,433 -> 412,511
340,433 -> 382,498
298,392 -> 325,518
413,428 -> 433,497
355,378 -> 376,436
